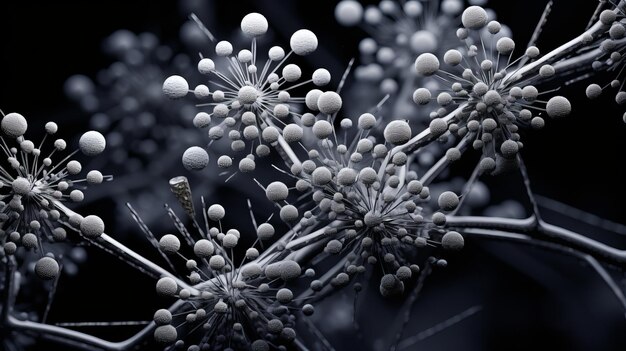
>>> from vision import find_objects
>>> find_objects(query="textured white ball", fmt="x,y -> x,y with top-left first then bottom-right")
80,215 -> 105,238
384,120 -> 411,145
415,53 -> 440,76
266,181 -> 289,202
282,124 -> 303,143
462,6 -> 488,29
35,257 -> 59,280
79,131 -> 106,156
241,13 -> 268,37
182,146 -> 209,171
207,204 -> 225,221
1,112 -> 28,137
290,29 -> 318,55
86,170 -> 104,184
162,75 -> 189,99
317,91 -> 342,115
546,96 -> 571,119
312,68 -> 331,86
197,58 -> 215,74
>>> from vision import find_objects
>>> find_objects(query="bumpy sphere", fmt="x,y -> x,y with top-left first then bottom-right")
154,325 -> 177,344
35,257 -> 59,280
79,131 -> 106,156
415,53 -> 440,76
290,29 -> 318,55
182,146 -> 209,171
438,191 -> 459,211
159,234 -> 181,254
1,112 -> 28,137
80,215 -> 105,238
241,13 -> 268,37
207,204 -> 225,221
442,231 -> 464,250
162,75 -> 189,99
266,181 -> 289,201
462,6 -> 488,29
317,91 -> 343,115
383,120 -> 411,145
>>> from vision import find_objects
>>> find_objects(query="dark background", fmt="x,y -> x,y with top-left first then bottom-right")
1,1 -> 625,350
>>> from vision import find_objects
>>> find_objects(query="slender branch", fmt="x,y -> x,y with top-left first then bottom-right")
447,216 -> 626,265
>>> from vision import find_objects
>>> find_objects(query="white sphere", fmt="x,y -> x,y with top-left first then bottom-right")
268,46 -> 285,61
282,124 -> 303,143
79,131 -> 106,156
215,40 -> 233,56
162,75 -> 189,99
35,257 -> 59,280
159,234 -> 181,254
462,6 -> 488,29
182,146 -> 209,171
317,91 -> 342,115
282,64 -> 302,82
207,204 -> 225,221
1,113 -> 28,137
290,29 -> 318,55
80,215 -> 105,238
198,58 -> 215,74
86,170 -> 104,184
415,53 -> 440,76
241,13 -> 268,37
546,96 -> 571,119
266,181 -> 289,202
12,177 -> 31,195
335,1 -> 364,26
312,69 -> 331,86
384,120 -> 411,145
238,86 -> 258,104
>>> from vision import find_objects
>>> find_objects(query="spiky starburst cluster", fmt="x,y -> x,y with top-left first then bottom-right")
413,5 -> 572,170
163,13 -> 334,177
135,177 -> 316,350
0,112 -> 108,280
257,106 -> 465,296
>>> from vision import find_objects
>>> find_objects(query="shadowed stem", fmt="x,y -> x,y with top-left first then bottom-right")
448,216 -> 626,265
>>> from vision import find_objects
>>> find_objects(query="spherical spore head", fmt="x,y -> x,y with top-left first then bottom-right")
290,29 -> 318,55
79,131 -> 106,156
383,120 -> 411,145
442,231 -> 464,250
35,256 -> 59,280
241,13 -> 268,37
182,146 -> 209,171
207,204 -> 225,221
80,215 -> 105,238
154,325 -> 177,344
438,191 -> 459,211
162,75 -> 189,99
546,96 -> 571,119
462,6 -> 488,29
317,91 -> 343,115
415,53 -> 440,76
266,181 -> 289,202
1,112 -> 28,137
159,234 -> 181,255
